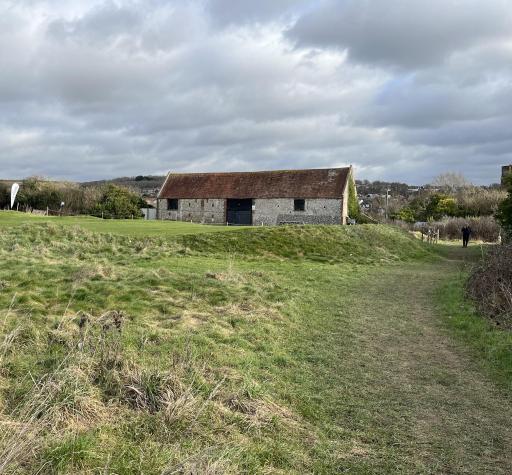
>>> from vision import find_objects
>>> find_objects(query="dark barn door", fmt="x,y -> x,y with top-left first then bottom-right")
226,199 -> 253,225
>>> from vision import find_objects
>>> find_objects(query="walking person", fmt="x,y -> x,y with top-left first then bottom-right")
461,225 -> 472,248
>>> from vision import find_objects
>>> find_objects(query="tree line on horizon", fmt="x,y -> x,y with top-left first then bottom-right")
0,171 -> 509,225
0,177 -> 147,219
361,173 -> 506,223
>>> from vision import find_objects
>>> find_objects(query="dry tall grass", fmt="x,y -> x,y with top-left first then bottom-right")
0,306 -> 230,473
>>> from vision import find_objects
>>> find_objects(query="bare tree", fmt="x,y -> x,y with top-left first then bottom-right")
432,172 -> 472,193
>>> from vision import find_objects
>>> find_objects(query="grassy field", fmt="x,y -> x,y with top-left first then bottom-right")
0,218 -> 510,473
0,211 -> 247,236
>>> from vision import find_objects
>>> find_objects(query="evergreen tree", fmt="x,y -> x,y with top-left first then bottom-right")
348,177 -> 361,221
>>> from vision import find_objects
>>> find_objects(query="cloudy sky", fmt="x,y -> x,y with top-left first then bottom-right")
1,0 -> 511,184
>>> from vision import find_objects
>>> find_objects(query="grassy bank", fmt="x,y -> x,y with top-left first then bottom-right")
177,224 -> 433,264
0,222 -> 510,473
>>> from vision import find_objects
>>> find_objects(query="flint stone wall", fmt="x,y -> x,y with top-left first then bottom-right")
158,197 -> 345,225
253,198 -> 342,225
157,198 -> 225,224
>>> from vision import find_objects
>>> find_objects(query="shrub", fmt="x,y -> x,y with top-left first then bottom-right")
430,216 -> 500,242
7,178 -> 144,217
466,244 -> 512,328
423,194 -> 458,220
394,186 -> 506,223
91,184 -> 145,219
393,206 -> 416,223
60,185 -> 102,215
457,187 -> 505,217
13,178 -> 88,214
15,177 -> 69,210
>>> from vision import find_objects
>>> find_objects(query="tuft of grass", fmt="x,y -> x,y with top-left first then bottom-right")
41,432 -> 97,472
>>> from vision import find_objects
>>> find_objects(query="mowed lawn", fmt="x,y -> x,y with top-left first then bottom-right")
0,221 -> 510,473
0,211 -> 247,237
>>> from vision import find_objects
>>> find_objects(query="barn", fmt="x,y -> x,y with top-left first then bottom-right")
156,167 -> 354,226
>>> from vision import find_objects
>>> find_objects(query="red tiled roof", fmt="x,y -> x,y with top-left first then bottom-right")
158,167 -> 351,199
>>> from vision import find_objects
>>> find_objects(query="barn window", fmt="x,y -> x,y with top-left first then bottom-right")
167,199 -> 178,210
294,199 -> 305,211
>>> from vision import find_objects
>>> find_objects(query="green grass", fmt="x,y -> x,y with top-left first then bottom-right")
437,273 -> 512,392
0,220 -> 510,473
176,224 -> 434,264
0,210 -> 247,236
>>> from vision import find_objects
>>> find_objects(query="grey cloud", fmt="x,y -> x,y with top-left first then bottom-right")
206,0 -> 305,27
356,75 -> 511,129
400,118 -> 512,149
47,2 -> 142,44
46,1 -> 207,53
287,0 -> 512,69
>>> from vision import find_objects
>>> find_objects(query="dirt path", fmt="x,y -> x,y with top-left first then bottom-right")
306,245 -> 512,473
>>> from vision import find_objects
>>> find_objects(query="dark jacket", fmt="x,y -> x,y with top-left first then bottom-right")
462,227 -> 472,238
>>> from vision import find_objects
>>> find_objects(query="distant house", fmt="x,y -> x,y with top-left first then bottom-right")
157,167 -> 355,225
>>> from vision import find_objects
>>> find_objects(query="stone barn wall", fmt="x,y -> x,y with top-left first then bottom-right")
158,197 -> 347,225
157,198 -> 225,224
253,198 -> 343,225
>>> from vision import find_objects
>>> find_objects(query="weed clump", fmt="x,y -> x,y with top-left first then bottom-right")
124,368 -> 167,413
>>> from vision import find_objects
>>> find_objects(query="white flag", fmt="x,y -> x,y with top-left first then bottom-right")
10,183 -> 19,209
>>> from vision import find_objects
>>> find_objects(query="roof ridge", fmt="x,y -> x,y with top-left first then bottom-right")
167,167 -> 350,176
